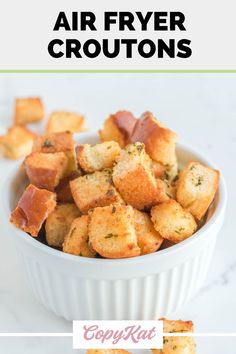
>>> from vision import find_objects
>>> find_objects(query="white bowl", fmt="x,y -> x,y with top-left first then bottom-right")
2,132 -> 227,321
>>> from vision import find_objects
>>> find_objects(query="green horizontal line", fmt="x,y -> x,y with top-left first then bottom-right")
0,70 -> 236,73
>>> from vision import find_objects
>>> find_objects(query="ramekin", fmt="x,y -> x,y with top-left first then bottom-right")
2,132 -> 227,321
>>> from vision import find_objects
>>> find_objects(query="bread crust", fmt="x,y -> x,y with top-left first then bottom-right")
56,170 -> 82,203
14,97 -> 44,124
10,184 -> 56,237
46,111 -> 86,133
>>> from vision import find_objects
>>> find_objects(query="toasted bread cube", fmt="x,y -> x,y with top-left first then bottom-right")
113,143 -> 169,210
88,204 -> 140,259
152,161 -> 166,179
76,141 -> 121,173
46,111 -> 86,133
10,184 -> 56,237
152,319 -> 196,354
176,161 -> 220,220
14,97 -> 44,125
99,111 -> 137,147
32,132 -> 76,175
130,112 -> 177,167
151,200 -> 197,243
134,209 -> 164,255
0,126 -> 36,159
45,203 -> 81,248
70,169 -> 123,214
63,215 -> 96,257
56,170 -> 82,203
87,351 -> 130,354
24,152 -> 68,191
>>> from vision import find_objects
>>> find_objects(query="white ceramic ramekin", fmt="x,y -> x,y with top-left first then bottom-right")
2,133 -> 227,321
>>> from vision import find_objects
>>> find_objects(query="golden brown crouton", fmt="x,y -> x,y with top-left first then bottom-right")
151,200 -> 197,243
14,97 -> 44,124
10,184 -> 56,237
76,141 -> 121,173
152,161 -> 166,179
133,209 -> 164,255
32,131 -> 76,175
86,351 -> 130,354
0,125 -> 36,160
152,318 -> 196,354
70,169 -> 123,214
46,111 -> 86,133
176,161 -> 220,220
99,110 -> 137,147
63,215 -> 96,257
88,204 -> 140,259
112,143 -> 169,210
56,170 -> 82,203
45,203 -> 81,248
24,152 -> 68,191
130,112 -> 177,168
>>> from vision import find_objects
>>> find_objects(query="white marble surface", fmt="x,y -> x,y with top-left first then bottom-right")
0,74 -> 235,353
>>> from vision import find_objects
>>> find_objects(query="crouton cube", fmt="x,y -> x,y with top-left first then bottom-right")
45,203 -> 81,248
88,204 -> 140,259
14,97 -> 44,125
0,126 -> 36,159
130,111 -> 177,168
151,200 -> 197,243
152,319 -> 196,354
152,161 -> 166,179
176,161 -> 220,220
99,110 -> 137,147
56,170 -> 82,203
87,351 -> 130,354
24,152 -> 68,191
46,111 -> 86,133
63,215 -> 96,257
32,131 -> 76,175
76,141 -> 121,173
70,169 -> 123,214
10,184 -> 56,237
133,209 -> 164,255
112,143 -> 169,210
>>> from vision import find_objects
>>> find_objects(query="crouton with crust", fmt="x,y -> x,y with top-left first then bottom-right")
70,169 -> 123,214
176,161 -> 220,220
99,111 -> 137,147
14,97 -> 44,124
10,184 -> 56,237
46,111 -> 86,133
45,203 -> 81,248
56,170 -> 82,203
76,141 -> 121,173
151,200 -> 197,243
88,204 -> 140,259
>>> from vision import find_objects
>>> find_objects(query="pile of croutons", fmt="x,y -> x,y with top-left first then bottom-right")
10,108 -> 220,259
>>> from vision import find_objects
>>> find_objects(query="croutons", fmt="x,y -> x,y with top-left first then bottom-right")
152,161 -> 166,179
152,319 -> 196,354
10,184 -> 56,237
86,351 -> 130,354
99,110 -> 137,147
56,170 -> 82,203
0,125 -> 36,159
46,111 -> 86,133
88,204 -> 140,259
176,161 -> 220,220
130,111 -> 177,168
151,200 -> 197,243
76,141 -> 121,173
32,131 -> 76,175
70,169 -> 123,214
45,203 -> 81,248
113,143 -> 169,210
63,215 -> 96,257
133,209 -> 164,255
14,97 -> 44,124
24,152 -> 68,191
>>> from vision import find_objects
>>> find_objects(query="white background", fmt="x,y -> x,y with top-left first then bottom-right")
0,74 -> 236,353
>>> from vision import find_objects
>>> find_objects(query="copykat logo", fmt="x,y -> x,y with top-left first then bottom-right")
73,320 -> 163,349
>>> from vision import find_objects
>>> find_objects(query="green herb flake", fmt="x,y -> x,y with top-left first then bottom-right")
104,233 -> 118,239
106,189 -> 115,196
175,227 -> 185,234
195,175 -> 204,186
112,206 -> 116,213
42,139 -> 54,148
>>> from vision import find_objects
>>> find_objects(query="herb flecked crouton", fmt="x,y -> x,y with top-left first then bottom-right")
151,200 -> 197,243
99,110 -> 137,147
63,215 -> 96,257
46,111 -> 86,133
14,97 -> 44,124
86,350 -> 131,354
76,141 -> 121,173
88,204 -> 140,259
176,161 -> 220,221
113,142 -> 169,210
70,169 -> 123,214
24,152 -> 68,191
10,184 -> 56,237
45,203 -> 81,248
